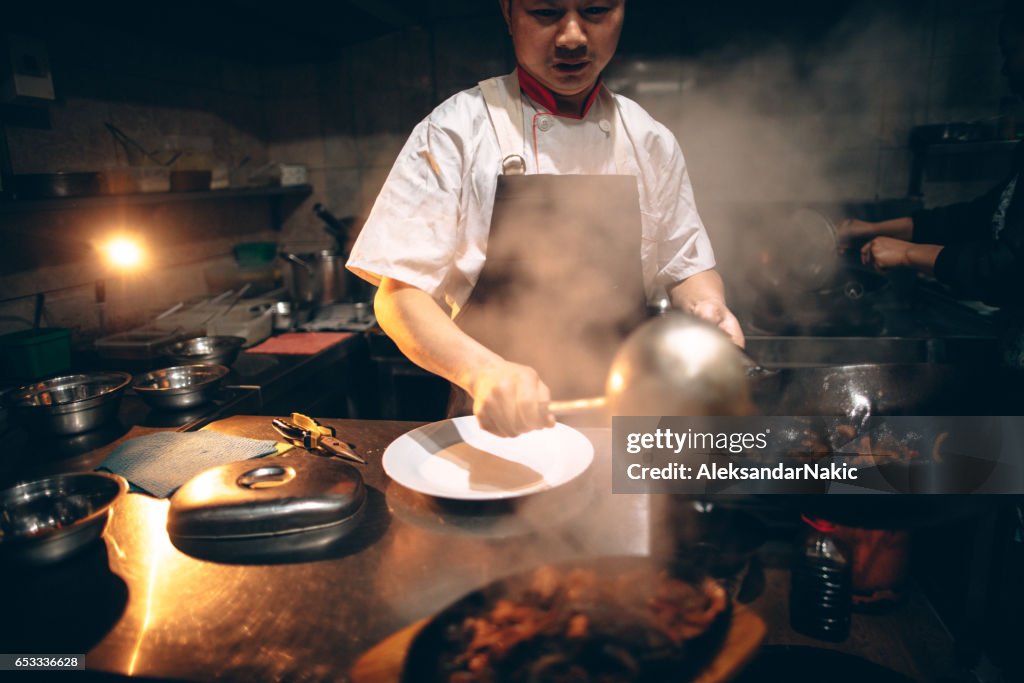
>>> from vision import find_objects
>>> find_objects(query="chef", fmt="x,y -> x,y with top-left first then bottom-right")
348,0 -> 743,437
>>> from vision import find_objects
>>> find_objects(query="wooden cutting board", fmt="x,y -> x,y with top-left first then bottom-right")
351,604 -> 765,683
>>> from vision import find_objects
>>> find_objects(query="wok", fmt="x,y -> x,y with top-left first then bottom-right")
402,556 -> 732,683
753,207 -> 840,294
748,363 -> 999,524
751,266 -> 888,336
749,363 -> 962,417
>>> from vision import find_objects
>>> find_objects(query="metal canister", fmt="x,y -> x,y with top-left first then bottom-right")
280,250 -> 347,308
315,249 -> 347,305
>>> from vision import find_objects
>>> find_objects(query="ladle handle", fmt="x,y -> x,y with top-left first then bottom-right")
280,252 -> 316,273
548,396 -> 607,416
738,349 -> 767,375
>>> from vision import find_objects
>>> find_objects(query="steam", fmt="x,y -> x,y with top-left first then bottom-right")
457,176 -> 646,400
371,8 -> 976,610
607,6 -> 951,318
618,8 -> 931,204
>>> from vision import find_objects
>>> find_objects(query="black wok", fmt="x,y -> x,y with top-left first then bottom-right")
748,363 -> 1001,524
750,363 -> 963,417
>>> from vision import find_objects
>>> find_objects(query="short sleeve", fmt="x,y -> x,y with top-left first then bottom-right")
648,137 -> 716,288
346,118 -> 463,303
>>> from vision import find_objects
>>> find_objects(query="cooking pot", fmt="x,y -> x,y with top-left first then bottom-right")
280,249 -> 347,308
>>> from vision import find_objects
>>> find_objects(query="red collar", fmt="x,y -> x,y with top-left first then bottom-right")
516,65 -> 603,119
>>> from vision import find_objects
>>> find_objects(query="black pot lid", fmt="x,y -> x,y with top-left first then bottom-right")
167,453 -> 365,540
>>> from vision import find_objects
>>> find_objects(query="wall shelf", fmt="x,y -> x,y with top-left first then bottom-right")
0,184 -> 313,215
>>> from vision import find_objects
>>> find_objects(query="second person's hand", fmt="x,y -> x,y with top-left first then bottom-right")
861,236 -> 912,271
861,236 -> 942,275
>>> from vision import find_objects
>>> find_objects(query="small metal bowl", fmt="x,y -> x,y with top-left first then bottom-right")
6,371 -> 132,435
133,364 -> 229,411
160,335 -> 245,367
0,472 -> 126,565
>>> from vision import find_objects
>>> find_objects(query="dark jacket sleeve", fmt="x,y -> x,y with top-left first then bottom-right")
910,148 -> 1024,305
932,238 -> 1024,306
911,184 -> 1005,246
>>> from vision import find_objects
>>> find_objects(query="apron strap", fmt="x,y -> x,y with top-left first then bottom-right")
479,72 -> 632,175
479,74 -> 527,175
601,89 -> 632,176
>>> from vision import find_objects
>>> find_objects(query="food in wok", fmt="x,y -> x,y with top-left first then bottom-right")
404,560 -> 730,683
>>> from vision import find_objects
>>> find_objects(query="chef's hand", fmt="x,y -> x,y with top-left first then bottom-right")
470,360 -> 556,438
669,270 -> 746,348
861,237 -> 942,275
691,300 -> 746,349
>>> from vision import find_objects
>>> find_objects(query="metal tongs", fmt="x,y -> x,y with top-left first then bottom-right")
271,413 -> 366,465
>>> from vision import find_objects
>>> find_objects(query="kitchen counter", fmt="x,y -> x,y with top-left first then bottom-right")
5,416 -> 974,682
0,332 -> 370,488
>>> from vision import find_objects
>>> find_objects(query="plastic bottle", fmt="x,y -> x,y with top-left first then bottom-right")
789,516 -> 852,642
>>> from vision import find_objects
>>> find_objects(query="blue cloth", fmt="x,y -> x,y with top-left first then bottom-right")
99,431 -> 279,498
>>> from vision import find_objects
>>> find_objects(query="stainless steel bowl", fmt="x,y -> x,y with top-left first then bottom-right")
0,472 -> 126,564
6,371 -> 132,435
132,364 -> 229,411
160,335 -> 245,367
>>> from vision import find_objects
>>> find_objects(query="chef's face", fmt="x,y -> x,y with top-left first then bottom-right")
501,0 -> 624,100
1000,19 -> 1024,96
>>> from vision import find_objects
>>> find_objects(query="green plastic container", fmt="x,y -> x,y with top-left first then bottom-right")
233,242 -> 278,269
0,328 -> 72,381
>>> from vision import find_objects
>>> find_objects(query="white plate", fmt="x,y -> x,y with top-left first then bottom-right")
382,417 -> 594,501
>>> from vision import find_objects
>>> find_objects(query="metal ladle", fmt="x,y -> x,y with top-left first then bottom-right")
548,312 -> 754,418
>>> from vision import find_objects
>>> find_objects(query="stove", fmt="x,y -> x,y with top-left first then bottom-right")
736,264 -> 995,349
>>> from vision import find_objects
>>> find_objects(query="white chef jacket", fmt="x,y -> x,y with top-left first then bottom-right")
347,71 -> 716,317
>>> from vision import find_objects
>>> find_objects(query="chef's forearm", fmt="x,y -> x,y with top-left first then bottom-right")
374,277 -> 503,394
668,269 -> 727,311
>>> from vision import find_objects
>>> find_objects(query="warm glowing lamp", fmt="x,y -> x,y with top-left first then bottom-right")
95,234 -> 147,333
101,236 -> 146,271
